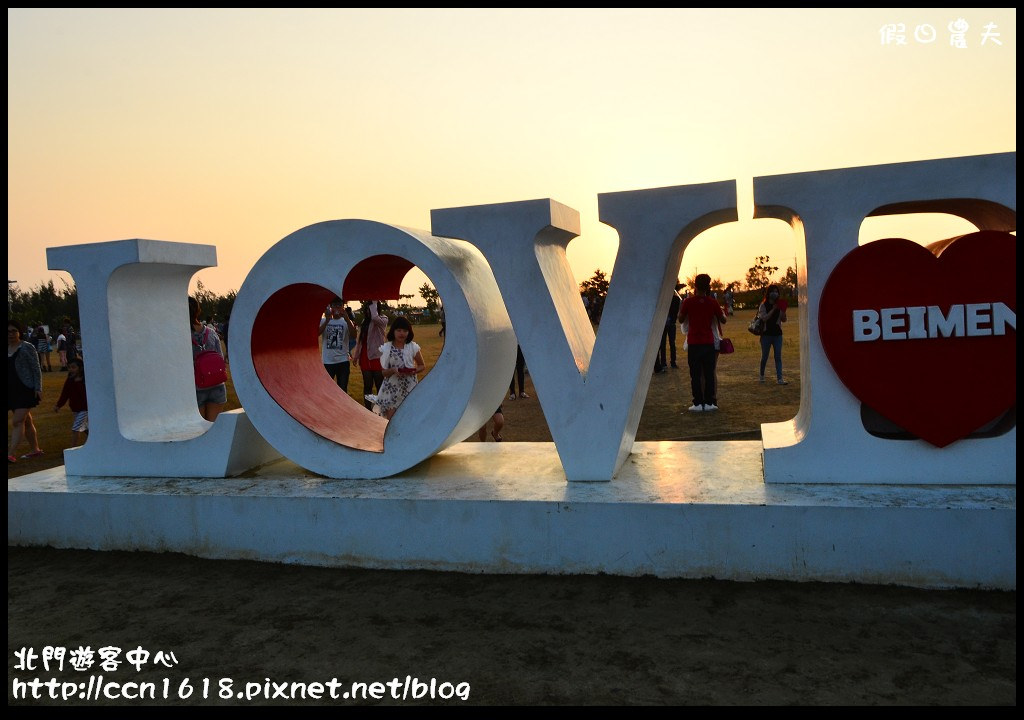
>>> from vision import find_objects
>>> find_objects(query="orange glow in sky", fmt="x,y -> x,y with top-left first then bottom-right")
7,8 -> 1016,302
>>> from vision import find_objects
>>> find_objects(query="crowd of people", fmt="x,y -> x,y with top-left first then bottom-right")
319,299 -> 520,440
313,280 -> 789,436
10,280 -> 792,462
8,319 -> 44,463
659,277 -> 789,412
8,317 -> 87,463
19,318 -> 81,374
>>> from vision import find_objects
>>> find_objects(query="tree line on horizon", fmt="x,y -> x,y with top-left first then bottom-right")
7,278 -> 79,333
579,255 -> 798,322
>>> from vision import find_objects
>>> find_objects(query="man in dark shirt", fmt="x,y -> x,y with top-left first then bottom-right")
655,283 -> 683,373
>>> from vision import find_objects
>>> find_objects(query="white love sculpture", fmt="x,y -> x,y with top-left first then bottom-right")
47,153 -> 1014,484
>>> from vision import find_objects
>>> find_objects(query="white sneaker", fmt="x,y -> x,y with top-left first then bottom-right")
687,404 -> 704,412
703,404 -> 718,411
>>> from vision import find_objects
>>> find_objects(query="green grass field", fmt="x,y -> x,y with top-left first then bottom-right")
7,309 -> 800,478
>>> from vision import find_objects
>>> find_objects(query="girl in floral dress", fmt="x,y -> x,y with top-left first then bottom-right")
365,316 -> 425,420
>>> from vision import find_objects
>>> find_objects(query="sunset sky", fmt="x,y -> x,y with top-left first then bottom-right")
7,8 -> 1016,302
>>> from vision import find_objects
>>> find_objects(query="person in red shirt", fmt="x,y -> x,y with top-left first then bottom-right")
678,274 -> 727,412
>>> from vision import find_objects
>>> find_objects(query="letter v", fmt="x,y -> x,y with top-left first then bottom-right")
432,183 -> 736,480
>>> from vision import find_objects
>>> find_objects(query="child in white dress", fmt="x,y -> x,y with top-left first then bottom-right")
364,316 -> 425,420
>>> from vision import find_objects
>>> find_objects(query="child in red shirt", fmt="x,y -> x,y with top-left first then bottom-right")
54,357 -> 88,446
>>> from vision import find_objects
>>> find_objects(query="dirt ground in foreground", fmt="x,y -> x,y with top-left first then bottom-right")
7,547 -> 1016,706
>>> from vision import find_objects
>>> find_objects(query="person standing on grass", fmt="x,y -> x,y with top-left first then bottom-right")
190,296 -> 227,421
655,284 -> 683,373
508,344 -> 528,400
364,316 -> 425,420
319,296 -> 356,392
757,284 -> 789,385
63,321 -> 79,364
677,273 -> 727,413
8,318 -> 44,463
54,357 -> 88,446
55,329 -> 68,370
352,300 -> 389,410
723,284 -> 736,316
32,325 -> 52,372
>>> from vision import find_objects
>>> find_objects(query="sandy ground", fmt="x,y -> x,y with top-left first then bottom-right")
7,546 -> 1016,706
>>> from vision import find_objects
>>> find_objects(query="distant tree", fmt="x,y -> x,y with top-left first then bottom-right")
8,278 -> 79,332
418,283 -> 440,321
782,265 -> 798,298
744,255 -> 779,292
212,289 -> 237,324
393,293 -> 431,323
681,274 -> 725,295
182,280 -> 238,326
579,269 -> 609,322
192,279 -> 218,317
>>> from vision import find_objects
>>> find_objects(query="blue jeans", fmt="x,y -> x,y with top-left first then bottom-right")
759,334 -> 784,380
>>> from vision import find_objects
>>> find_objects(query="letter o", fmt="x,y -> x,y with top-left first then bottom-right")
229,220 -> 516,478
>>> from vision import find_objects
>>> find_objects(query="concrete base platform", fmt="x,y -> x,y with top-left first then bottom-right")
7,441 -> 1016,590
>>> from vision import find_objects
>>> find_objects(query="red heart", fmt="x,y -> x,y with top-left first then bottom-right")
818,231 -> 1016,447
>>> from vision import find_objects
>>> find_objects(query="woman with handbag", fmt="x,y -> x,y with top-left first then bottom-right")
757,285 -> 788,385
